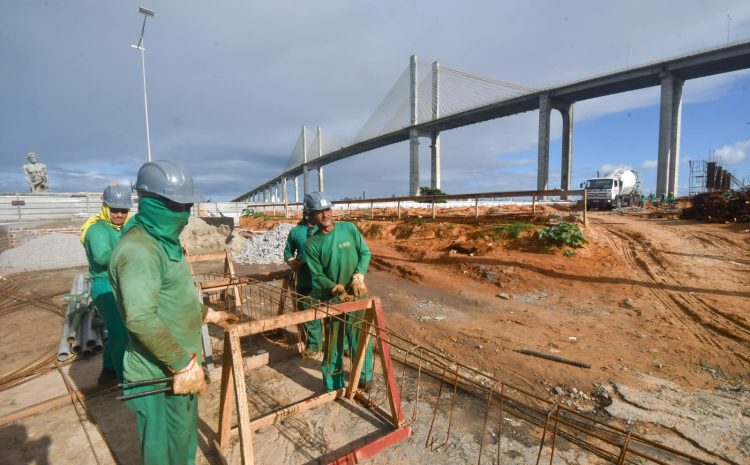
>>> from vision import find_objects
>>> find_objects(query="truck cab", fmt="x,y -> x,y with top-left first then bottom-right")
585,178 -> 619,208
583,169 -> 641,210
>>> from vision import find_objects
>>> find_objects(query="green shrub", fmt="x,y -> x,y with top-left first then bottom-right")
241,208 -> 272,220
241,207 -> 255,217
489,223 -> 536,240
537,223 -> 588,248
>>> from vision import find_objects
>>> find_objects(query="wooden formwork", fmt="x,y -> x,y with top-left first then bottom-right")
200,272 -> 411,465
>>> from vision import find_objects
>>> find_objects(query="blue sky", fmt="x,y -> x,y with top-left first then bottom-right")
2,1 -> 750,200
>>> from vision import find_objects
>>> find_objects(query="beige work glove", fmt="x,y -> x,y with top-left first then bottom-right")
204,307 -> 240,325
331,284 -> 353,302
286,258 -> 302,272
172,354 -> 207,395
351,273 -> 367,297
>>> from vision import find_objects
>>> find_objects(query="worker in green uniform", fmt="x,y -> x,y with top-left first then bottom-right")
109,160 -> 236,465
283,209 -> 320,353
81,182 -> 132,384
303,192 -> 373,391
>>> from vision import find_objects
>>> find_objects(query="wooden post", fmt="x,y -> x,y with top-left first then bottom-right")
347,305 -> 375,400
397,201 -> 401,220
370,201 -> 374,219
217,336 -> 236,447
532,195 -> 537,215
475,197 -> 479,218
229,329 -> 254,464
431,198 -> 436,219
372,299 -> 405,426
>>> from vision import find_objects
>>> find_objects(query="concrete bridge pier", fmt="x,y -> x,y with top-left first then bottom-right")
410,129 -> 420,196
656,72 -> 684,197
558,102 -> 574,199
409,55 -> 420,196
303,165 -> 309,196
430,132 -> 441,190
318,166 -> 325,192
537,94 -> 551,193
538,96 -> 575,198
294,177 -> 299,202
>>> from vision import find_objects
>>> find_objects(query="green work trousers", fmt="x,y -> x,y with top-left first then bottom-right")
124,384 -> 198,465
298,296 -> 322,352
91,278 -> 128,382
321,309 -> 373,391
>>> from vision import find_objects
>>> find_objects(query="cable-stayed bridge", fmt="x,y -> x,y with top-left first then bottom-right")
233,40 -> 750,202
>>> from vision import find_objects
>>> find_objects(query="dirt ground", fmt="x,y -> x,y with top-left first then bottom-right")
1,205 -> 748,464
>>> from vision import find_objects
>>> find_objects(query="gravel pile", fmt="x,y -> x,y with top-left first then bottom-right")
233,223 -> 294,265
0,233 -> 87,274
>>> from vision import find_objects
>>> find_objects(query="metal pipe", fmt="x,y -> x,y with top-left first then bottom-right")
91,327 -> 104,354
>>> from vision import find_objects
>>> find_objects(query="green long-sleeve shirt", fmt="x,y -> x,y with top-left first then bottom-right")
84,220 -> 121,280
283,223 -> 317,294
109,224 -> 206,381
304,222 -> 371,300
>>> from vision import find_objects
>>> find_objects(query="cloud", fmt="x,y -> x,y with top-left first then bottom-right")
713,140 -> 750,165
641,160 -> 658,169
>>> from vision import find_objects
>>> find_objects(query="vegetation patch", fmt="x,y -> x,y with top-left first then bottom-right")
537,223 -> 588,249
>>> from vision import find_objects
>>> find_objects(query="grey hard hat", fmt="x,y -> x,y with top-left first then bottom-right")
303,191 -> 332,211
102,183 -> 133,210
135,160 -> 205,204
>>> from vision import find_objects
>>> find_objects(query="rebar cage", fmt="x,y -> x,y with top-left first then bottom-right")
195,271 -> 717,465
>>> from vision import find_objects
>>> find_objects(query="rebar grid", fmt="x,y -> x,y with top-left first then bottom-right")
202,274 -> 716,465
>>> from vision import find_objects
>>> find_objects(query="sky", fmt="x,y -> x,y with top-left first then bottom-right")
2,1 -> 750,201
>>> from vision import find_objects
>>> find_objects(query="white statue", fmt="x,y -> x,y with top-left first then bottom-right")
23,152 -> 49,193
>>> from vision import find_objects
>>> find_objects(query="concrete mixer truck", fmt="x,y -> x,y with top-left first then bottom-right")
582,168 -> 642,209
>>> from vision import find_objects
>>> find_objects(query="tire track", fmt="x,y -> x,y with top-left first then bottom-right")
597,224 -> 750,351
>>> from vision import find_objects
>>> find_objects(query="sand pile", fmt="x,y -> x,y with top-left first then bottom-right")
180,217 -> 246,255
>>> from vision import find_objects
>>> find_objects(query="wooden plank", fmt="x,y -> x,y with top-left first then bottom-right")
346,306 -> 374,400
186,252 -> 228,263
353,392 -> 399,425
212,438 -> 230,465
217,335 -> 236,448
372,298 -> 405,426
232,299 -> 372,337
229,329 -> 254,465
0,384 -> 113,427
325,426 -> 411,465
223,389 -> 346,441
249,389 -> 344,432
0,392 -> 73,427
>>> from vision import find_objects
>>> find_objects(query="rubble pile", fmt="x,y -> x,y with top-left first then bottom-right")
681,190 -> 750,223
233,223 -> 294,264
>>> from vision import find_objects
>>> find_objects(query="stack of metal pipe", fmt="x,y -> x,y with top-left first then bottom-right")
57,274 -> 108,362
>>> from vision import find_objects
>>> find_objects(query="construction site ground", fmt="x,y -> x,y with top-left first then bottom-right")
1,205 -> 748,465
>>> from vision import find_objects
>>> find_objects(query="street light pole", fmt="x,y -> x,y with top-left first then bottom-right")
131,7 -> 155,162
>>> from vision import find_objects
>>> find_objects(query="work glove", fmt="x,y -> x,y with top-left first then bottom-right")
172,354 -> 207,395
286,258 -> 302,272
204,307 -> 240,325
351,273 -> 368,297
331,284 -> 353,302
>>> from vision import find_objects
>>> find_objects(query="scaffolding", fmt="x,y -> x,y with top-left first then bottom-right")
688,160 -> 707,197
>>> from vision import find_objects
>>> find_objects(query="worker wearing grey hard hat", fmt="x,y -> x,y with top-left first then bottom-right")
109,160 -> 237,465
80,182 -> 133,385
303,191 -> 374,391
283,202 -> 321,354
